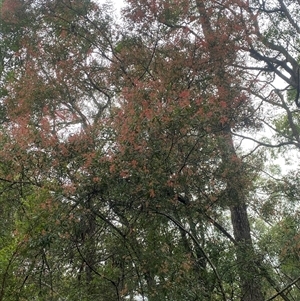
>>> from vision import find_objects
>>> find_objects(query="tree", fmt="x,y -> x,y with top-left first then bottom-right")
1,0 -> 300,300
0,0 -> 121,300
113,0 -> 266,300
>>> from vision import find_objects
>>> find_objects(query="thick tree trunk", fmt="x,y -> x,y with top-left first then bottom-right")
224,133 -> 264,301
194,2 -> 264,298
230,204 -> 264,301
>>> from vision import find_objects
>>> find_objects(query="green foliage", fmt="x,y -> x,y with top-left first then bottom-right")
1,0 -> 300,300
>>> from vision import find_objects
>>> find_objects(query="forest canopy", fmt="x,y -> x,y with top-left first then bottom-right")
1,0 -> 300,300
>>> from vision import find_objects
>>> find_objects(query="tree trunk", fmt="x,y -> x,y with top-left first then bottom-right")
230,204 -> 264,301
194,2 -> 264,298
224,133 -> 264,301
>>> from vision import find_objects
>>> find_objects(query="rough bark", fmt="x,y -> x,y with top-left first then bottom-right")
194,1 -> 264,298
224,133 -> 264,301
230,204 -> 264,301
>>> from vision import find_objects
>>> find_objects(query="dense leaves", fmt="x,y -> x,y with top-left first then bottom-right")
1,0 -> 300,301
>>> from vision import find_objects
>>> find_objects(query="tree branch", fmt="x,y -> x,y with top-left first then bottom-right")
155,210 -> 227,301
265,275 -> 300,301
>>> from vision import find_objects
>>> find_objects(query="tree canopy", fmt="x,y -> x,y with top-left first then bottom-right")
1,0 -> 300,301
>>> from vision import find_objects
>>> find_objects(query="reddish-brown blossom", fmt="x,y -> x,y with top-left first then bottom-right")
1,0 -> 22,23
